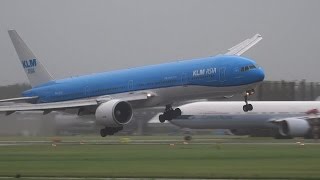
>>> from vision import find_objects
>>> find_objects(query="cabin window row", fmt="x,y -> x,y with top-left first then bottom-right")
137,79 -> 178,87
190,74 -> 215,80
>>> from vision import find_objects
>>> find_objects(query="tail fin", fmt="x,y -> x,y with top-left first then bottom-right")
8,30 -> 53,87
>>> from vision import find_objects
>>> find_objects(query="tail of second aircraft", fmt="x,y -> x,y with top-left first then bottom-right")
8,30 -> 53,87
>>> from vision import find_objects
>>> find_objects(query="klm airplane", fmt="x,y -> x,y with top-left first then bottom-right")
0,30 -> 264,137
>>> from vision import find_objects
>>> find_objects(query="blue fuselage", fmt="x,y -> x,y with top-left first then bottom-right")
22,55 -> 264,103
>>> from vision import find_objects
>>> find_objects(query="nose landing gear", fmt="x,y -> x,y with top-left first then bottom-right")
159,104 -> 182,123
243,89 -> 254,112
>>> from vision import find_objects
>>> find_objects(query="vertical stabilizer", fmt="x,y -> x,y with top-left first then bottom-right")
8,30 -> 53,87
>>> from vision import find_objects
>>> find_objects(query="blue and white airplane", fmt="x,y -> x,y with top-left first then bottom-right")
0,30 -> 264,137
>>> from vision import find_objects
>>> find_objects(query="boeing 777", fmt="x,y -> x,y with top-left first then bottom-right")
170,101 -> 320,138
0,30 -> 264,137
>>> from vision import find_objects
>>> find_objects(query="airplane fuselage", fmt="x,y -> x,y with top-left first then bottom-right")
22,55 -> 264,107
171,101 -> 320,129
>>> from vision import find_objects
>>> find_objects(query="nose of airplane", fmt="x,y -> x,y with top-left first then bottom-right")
255,68 -> 265,82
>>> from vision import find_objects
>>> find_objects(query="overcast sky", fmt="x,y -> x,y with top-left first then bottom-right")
0,0 -> 319,85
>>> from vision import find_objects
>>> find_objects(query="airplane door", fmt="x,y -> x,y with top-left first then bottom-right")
128,80 -> 134,90
219,67 -> 226,82
181,73 -> 188,86
85,86 -> 90,97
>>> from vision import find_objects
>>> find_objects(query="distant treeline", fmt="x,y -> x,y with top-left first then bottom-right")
0,84 -> 31,99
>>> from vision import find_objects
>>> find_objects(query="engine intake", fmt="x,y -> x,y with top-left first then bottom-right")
275,118 -> 310,137
95,100 -> 133,127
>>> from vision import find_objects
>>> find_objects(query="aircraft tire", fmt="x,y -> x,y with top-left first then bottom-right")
184,135 -> 192,141
174,108 -> 182,117
159,114 -> 165,123
100,129 -> 107,137
243,105 -> 248,112
164,111 -> 173,121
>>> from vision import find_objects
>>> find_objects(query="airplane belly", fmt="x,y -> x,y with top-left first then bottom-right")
171,114 -> 274,129
135,83 -> 259,107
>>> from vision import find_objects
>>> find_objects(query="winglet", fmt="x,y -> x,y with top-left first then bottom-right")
8,30 -> 54,87
225,34 -> 262,56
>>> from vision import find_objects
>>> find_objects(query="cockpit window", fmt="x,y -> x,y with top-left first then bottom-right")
249,65 -> 256,69
240,64 -> 256,72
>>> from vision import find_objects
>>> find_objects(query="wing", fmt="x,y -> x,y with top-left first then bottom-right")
225,34 -> 262,56
0,96 -> 39,104
0,92 -> 154,115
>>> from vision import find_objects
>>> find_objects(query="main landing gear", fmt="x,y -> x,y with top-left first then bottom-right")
243,89 -> 254,112
159,105 -> 182,123
100,126 -> 123,137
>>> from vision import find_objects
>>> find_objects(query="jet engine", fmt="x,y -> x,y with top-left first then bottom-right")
95,99 -> 133,127
275,118 -> 311,137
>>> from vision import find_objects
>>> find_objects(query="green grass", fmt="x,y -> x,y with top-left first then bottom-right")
0,143 -> 319,179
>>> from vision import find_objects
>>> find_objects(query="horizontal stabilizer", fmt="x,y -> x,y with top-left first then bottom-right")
0,96 -> 38,104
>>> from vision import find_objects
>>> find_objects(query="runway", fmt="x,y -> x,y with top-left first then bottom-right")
0,137 -> 319,146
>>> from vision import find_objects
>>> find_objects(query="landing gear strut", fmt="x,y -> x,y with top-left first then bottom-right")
100,126 -> 123,137
159,104 -> 182,123
243,89 -> 254,112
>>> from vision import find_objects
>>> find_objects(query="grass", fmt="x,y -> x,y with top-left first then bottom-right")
0,141 -> 319,179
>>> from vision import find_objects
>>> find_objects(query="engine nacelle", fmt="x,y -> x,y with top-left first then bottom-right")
275,118 -> 310,137
95,100 -> 133,127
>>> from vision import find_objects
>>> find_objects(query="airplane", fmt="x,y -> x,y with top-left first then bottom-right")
0,30 -> 264,137
169,101 -> 320,139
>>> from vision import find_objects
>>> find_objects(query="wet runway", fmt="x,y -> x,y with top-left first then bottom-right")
0,138 -> 319,146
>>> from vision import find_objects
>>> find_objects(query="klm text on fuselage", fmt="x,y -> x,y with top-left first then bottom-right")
192,67 -> 216,77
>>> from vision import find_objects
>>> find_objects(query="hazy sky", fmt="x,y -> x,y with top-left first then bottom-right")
0,0 -> 319,85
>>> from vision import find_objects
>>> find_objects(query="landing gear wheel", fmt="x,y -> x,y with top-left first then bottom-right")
100,129 -> 107,137
243,104 -> 253,112
159,105 -> 182,122
174,108 -> 182,117
167,114 -> 173,121
184,135 -> 192,141
243,105 -> 249,112
159,114 -> 165,123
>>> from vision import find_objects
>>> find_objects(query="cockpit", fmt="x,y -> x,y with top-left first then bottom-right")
240,64 -> 258,72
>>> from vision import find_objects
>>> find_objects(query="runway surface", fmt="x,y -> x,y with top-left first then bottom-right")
0,138 -> 319,146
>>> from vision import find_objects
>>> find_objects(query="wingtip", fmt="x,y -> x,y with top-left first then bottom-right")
8,29 -> 16,35
255,33 -> 262,38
